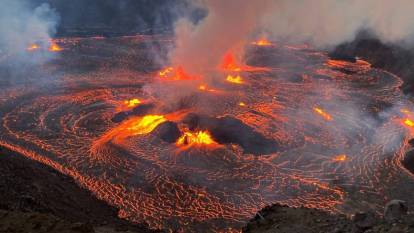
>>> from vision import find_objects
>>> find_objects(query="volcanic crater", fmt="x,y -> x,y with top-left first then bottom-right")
1,35 -> 414,233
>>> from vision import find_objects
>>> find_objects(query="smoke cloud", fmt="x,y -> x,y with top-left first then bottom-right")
170,0 -> 414,73
264,0 -> 414,48
170,0 -> 273,74
0,0 -> 59,56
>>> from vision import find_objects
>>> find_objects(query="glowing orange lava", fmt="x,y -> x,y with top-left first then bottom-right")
313,107 -> 332,121
124,98 -> 141,108
27,44 -> 40,51
333,154 -> 347,162
252,38 -> 272,46
159,67 -> 174,77
49,42 -> 63,52
159,66 -> 195,80
176,131 -> 216,147
198,84 -> 217,92
221,52 -> 241,71
239,102 -> 246,107
226,75 -> 244,84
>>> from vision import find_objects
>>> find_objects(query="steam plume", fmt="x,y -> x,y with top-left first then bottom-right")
170,0 -> 414,74
0,0 -> 59,57
170,0 -> 273,74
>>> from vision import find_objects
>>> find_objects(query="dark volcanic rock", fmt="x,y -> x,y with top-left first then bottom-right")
384,200 -> 408,223
328,52 -> 357,63
0,146 -> 158,233
402,149 -> 414,175
408,138 -> 414,147
330,33 -> 414,94
242,204 -> 352,233
353,211 -> 377,230
183,113 -> 279,155
0,210 -> 94,233
152,121 -> 181,143
244,203 -> 414,233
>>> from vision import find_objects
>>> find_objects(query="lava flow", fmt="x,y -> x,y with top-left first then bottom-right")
1,35 -> 414,233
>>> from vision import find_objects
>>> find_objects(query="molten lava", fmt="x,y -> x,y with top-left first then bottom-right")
176,130 -> 216,147
252,38 -> 272,46
159,66 -> 195,80
159,67 -> 173,77
27,44 -> 40,51
313,107 -> 333,121
128,115 -> 166,135
226,75 -> 244,84
124,98 -> 141,108
333,154 -> 347,162
198,84 -> 217,92
221,51 -> 270,72
404,119 -> 414,127
221,52 -> 242,72
239,102 -> 246,107
49,42 -> 63,52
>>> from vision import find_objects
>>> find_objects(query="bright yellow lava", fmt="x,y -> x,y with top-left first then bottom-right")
239,102 -> 246,107
404,119 -> 414,127
127,115 -> 166,135
176,131 -> 216,146
226,75 -> 244,84
159,67 -> 173,77
124,98 -> 141,108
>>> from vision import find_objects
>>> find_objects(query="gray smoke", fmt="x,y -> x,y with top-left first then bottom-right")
170,0 -> 414,74
264,0 -> 414,48
0,0 -> 59,57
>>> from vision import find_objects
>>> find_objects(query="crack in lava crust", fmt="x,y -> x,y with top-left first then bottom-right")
1,36 -> 414,232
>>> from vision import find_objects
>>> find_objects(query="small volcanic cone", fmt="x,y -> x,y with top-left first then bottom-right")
151,121 -> 181,143
183,113 -> 279,155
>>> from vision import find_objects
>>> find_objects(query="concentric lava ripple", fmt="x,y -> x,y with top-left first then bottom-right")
0,35 -> 413,232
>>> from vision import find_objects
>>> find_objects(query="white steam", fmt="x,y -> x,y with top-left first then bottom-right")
0,0 -> 59,55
